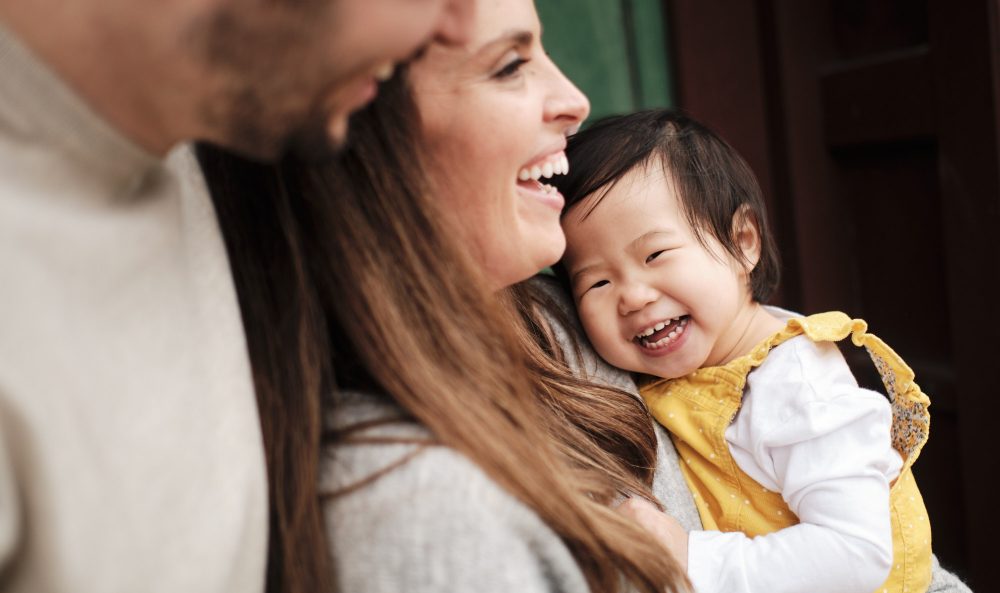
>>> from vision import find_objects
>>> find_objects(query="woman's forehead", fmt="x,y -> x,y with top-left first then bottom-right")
466,0 -> 540,43
413,0 -> 539,69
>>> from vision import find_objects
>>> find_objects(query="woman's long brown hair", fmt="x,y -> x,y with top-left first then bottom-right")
197,70 -> 688,593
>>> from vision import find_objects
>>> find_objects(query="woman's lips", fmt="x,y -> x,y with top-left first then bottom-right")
517,152 -> 569,181
515,149 -> 568,211
516,178 -> 564,211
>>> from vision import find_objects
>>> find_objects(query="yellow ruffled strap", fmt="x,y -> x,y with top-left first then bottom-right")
752,311 -> 931,472
738,312 -> 861,372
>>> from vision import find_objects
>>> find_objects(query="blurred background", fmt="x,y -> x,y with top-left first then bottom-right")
537,0 -> 1000,589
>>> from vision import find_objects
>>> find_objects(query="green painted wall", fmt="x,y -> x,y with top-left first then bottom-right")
537,0 -> 675,124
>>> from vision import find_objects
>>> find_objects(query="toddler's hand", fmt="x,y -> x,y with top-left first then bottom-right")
617,497 -> 689,572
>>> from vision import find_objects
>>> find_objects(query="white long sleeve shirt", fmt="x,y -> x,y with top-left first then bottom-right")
686,333 -> 900,593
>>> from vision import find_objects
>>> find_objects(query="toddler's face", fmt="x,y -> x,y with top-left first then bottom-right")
561,164 -> 756,378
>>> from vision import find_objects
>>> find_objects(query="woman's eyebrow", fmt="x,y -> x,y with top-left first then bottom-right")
476,30 -> 534,57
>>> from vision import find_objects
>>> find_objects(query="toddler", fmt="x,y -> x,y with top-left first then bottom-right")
555,109 -> 932,593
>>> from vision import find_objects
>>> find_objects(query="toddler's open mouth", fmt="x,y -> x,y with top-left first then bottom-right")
634,316 -> 690,349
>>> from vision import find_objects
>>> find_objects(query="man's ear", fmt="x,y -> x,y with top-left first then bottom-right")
732,204 -> 762,271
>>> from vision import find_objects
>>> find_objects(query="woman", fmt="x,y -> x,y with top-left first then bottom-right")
198,0 -> 972,591
199,0 -> 687,592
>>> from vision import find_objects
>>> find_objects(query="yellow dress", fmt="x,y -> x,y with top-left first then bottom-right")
641,311 -> 932,593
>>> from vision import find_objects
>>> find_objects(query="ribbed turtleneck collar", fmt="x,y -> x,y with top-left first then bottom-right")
0,21 -> 159,198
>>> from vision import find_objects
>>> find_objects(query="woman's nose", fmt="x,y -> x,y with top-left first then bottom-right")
618,282 -> 658,316
543,58 -> 591,131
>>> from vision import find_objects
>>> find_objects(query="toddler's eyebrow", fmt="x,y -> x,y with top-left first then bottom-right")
628,229 -> 675,252
570,263 -> 601,286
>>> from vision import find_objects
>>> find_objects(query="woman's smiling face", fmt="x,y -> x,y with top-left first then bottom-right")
409,0 -> 589,289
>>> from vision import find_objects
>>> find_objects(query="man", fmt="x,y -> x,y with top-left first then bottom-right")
0,0 -> 472,591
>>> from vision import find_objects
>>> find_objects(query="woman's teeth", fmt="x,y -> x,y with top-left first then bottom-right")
635,316 -> 689,349
518,154 -> 570,182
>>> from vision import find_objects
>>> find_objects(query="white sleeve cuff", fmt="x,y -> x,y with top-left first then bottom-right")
687,530 -> 749,593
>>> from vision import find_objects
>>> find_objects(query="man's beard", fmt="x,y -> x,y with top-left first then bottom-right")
190,3 -> 346,162
282,110 -> 346,163
209,86 -> 343,163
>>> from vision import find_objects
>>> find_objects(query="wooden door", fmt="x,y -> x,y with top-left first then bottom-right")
669,0 -> 1000,588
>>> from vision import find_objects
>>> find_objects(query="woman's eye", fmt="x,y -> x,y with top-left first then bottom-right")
646,251 -> 665,263
495,57 -> 529,79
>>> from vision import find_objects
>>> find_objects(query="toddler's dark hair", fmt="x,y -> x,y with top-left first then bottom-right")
553,109 -> 780,302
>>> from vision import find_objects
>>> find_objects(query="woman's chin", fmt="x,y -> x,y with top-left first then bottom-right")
532,234 -> 567,274
488,242 -> 566,288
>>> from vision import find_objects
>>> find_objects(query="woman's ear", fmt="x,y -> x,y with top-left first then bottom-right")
732,204 -> 762,272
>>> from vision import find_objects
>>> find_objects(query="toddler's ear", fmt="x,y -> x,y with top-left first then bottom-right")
732,204 -> 762,271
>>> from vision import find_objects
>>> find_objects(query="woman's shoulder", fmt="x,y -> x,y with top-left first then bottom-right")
322,390 -> 588,593
324,392 -> 516,506
322,391 -> 499,500
323,435 -> 523,525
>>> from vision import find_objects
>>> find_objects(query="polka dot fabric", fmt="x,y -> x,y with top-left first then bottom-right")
641,311 -> 932,593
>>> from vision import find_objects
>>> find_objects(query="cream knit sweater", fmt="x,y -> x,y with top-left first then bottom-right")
0,24 -> 266,593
